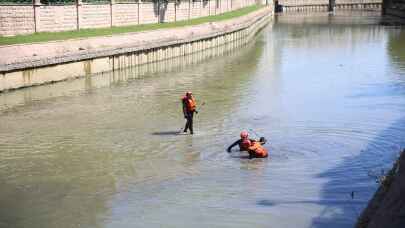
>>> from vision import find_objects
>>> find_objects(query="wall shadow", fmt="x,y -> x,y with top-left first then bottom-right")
309,115 -> 405,227
153,0 -> 169,23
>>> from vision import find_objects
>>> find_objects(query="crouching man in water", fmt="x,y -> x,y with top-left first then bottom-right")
182,91 -> 198,135
227,131 -> 268,159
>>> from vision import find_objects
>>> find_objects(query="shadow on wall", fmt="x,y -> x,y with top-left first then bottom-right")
153,0 -> 169,23
153,0 -> 210,22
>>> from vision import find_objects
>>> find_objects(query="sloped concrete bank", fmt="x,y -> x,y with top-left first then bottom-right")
356,150 -> 405,228
0,6 -> 272,92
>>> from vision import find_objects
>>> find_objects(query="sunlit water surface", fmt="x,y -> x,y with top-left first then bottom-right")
1,11 -> 405,228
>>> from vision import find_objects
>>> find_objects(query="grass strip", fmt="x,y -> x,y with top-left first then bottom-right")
0,4 -> 263,46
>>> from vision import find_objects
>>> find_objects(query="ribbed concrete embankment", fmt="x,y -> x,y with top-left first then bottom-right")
276,0 -> 381,12
0,6 -> 272,92
356,150 -> 405,228
383,0 -> 405,20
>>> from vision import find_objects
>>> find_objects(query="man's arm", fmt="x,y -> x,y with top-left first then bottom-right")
227,139 -> 241,153
182,99 -> 187,118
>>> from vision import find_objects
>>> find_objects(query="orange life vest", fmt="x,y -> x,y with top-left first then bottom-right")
248,141 -> 268,158
183,97 -> 196,112
240,139 -> 251,151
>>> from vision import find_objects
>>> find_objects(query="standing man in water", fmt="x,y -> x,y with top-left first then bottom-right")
182,91 -> 198,135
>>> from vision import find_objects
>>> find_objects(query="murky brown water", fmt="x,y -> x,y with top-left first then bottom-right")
1,11 -> 405,228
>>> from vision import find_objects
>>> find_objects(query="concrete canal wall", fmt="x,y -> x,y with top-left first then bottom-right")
0,0 -> 256,37
0,7 -> 272,92
356,150 -> 405,228
383,0 -> 405,19
276,0 -> 381,12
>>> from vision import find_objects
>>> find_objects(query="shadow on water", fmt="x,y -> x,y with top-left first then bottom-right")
151,130 -> 182,136
257,199 -> 364,207
254,116 -> 405,227
309,116 -> 405,228
252,20 -> 405,228
230,153 -> 252,159
387,29 -> 405,71
306,28 -> 405,228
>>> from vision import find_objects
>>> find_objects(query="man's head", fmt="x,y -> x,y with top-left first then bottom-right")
186,91 -> 192,98
240,131 -> 249,139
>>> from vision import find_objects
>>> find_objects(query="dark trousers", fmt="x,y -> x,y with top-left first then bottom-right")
183,111 -> 194,134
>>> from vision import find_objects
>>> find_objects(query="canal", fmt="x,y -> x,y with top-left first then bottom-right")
1,10 -> 405,228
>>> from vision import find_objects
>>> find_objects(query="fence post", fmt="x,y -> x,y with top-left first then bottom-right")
188,0 -> 191,19
33,0 -> 41,33
137,0 -> 140,24
110,0 -> 114,27
76,0 -> 82,30
156,0 -> 161,24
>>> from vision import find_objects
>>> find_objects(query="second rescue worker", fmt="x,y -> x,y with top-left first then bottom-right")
182,91 -> 198,134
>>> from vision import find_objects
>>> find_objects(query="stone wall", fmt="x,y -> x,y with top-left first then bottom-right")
0,0 -> 258,37
112,3 -> 139,26
37,5 -> 77,32
80,4 -> 111,29
0,5 -> 34,36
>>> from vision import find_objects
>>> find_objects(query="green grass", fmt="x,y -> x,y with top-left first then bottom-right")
0,5 -> 263,46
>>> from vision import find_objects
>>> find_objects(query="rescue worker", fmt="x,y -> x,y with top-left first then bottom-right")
247,139 -> 268,159
227,131 -> 268,159
182,91 -> 198,134
227,131 -> 252,152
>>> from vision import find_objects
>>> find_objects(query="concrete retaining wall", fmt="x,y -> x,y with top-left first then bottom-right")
37,5 -> 77,32
383,0 -> 405,19
112,3 -> 139,26
0,0 -> 257,36
0,7 -> 272,92
356,150 -> 405,228
278,0 -> 382,12
0,5 -> 35,36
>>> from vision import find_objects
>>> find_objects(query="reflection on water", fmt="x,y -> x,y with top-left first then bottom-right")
387,29 -> 405,72
1,11 -> 405,228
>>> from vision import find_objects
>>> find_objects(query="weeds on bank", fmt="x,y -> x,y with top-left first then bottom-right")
0,5 -> 263,46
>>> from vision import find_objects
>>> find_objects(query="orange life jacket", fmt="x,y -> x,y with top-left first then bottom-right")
183,96 -> 196,112
240,139 -> 251,151
248,141 -> 268,158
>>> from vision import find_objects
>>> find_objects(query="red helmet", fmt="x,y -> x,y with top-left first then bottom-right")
240,131 -> 249,139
